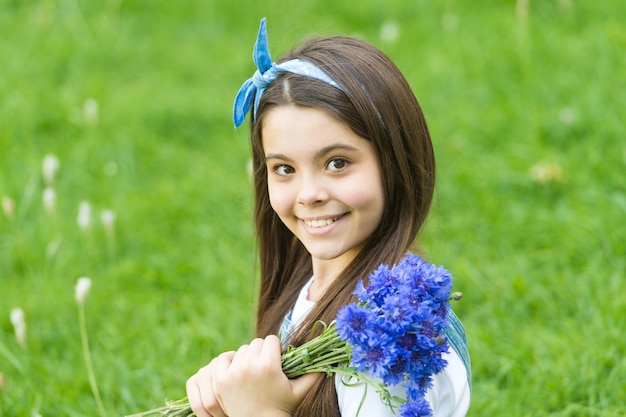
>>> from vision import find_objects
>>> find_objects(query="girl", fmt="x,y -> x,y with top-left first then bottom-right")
186,18 -> 471,417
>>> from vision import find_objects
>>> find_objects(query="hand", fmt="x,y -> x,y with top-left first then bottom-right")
187,351 -> 235,417
186,335 -> 321,417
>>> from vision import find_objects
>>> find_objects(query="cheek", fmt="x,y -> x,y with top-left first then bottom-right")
345,173 -> 385,213
267,182 -> 290,218
361,189 -> 385,229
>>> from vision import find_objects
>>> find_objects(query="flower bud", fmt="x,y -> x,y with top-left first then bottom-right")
75,277 -> 92,304
449,292 -> 463,301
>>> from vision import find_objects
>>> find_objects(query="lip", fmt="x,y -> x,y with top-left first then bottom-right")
298,214 -> 345,235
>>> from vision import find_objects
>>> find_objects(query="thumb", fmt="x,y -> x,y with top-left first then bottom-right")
290,372 -> 323,401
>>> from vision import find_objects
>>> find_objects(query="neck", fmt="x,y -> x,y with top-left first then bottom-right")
309,257 -> 352,301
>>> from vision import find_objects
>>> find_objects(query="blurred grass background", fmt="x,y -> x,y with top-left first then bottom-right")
1,1 -> 624,416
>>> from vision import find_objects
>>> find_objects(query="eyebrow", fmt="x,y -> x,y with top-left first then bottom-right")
265,143 -> 360,162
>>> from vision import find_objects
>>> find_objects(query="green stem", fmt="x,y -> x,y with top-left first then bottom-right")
124,398 -> 193,417
284,348 -> 350,378
79,302 -> 107,417
281,323 -> 346,371
332,367 -> 399,411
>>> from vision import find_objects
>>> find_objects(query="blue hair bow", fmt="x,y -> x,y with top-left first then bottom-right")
232,18 -> 342,128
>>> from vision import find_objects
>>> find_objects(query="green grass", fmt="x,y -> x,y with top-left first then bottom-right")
1,1 -> 624,416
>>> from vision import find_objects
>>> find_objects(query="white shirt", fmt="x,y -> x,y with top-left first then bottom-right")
288,279 -> 471,417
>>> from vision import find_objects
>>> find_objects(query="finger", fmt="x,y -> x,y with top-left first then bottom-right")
186,373 -> 212,417
212,352 -> 236,414
196,356 -> 233,417
259,335 -> 283,370
228,343 -> 249,369
234,338 -> 265,368
247,337 -> 266,357
261,335 -> 282,361
198,363 -> 222,416
213,351 -> 234,381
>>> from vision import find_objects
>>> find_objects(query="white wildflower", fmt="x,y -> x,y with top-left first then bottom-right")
46,235 -> 63,260
558,107 -> 575,125
2,196 -> 15,219
558,0 -> 572,11
42,154 -> 60,185
83,98 -> 99,125
530,160 -> 564,184
379,20 -> 400,43
442,13 -> 459,31
246,158 -> 253,181
103,161 -> 118,176
77,201 -> 92,230
101,209 -> 115,234
43,187 -> 57,216
10,307 -> 26,348
75,277 -> 92,304
516,0 -> 529,20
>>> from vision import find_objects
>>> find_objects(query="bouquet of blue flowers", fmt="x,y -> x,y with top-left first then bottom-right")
126,253 -> 460,417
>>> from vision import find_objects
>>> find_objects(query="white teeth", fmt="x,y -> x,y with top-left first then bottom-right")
305,218 -> 336,228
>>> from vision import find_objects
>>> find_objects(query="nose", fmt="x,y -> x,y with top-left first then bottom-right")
296,172 -> 329,206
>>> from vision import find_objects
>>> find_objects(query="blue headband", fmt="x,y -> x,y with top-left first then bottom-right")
232,18 -> 343,128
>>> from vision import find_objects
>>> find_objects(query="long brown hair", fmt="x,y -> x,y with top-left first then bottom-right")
249,35 -> 435,416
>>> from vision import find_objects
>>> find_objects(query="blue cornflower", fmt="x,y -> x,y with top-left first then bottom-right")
353,279 -> 368,300
379,294 -> 413,336
358,264 -> 396,307
384,355 -> 409,386
350,332 -> 398,378
399,397 -> 433,417
397,331 -> 418,351
336,303 -> 376,345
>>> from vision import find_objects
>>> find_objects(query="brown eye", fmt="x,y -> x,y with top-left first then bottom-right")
327,158 -> 348,171
275,164 -> 295,176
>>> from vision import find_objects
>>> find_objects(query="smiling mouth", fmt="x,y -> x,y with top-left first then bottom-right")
303,216 -> 341,228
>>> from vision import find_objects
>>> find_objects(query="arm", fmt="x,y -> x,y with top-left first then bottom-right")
186,335 -> 320,417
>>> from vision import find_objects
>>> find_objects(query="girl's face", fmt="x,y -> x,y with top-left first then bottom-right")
262,106 -> 385,269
